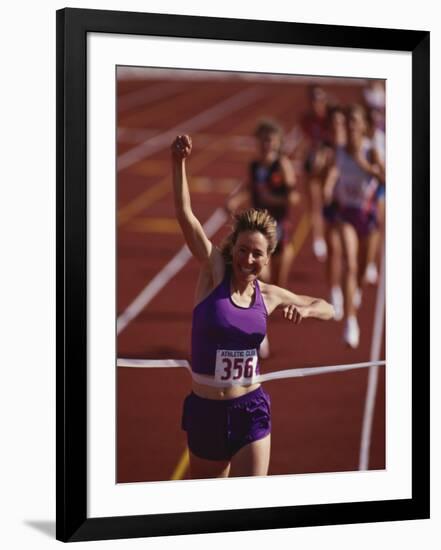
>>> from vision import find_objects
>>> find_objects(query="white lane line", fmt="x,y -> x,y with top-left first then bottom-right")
118,82 -> 185,113
117,208 -> 228,335
118,128 -> 158,144
117,86 -> 266,172
358,245 -> 386,470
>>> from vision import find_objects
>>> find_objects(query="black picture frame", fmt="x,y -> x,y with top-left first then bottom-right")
56,7 -> 430,542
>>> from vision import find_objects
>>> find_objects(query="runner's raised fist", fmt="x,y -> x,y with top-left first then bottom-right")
171,134 -> 192,159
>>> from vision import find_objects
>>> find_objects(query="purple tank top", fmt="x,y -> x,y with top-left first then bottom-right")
191,269 -> 267,380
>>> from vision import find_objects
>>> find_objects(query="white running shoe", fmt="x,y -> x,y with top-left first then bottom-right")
330,286 -> 344,321
353,287 -> 363,309
313,238 -> 327,262
343,316 -> 360,349
365,262 -> 378,285
259,335 -> 270,359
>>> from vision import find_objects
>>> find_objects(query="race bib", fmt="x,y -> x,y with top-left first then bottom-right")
336,176 -> 365,208
214,349 -> 258,385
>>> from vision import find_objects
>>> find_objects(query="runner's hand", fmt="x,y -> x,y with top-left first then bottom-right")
283,304 -> 308,324
171,135 -> 192,160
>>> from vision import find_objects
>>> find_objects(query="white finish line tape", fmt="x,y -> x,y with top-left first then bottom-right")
117,358 -> 386,388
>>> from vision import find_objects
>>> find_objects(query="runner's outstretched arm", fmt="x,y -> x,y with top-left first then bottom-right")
261,282 -> 335,321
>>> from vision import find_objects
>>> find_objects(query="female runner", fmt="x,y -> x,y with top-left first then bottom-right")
323,105 -> 384,348
297,85 -> 331,262
172,134 -> 334,479
225,119 -> 299,358
226,119 -> 299,288
319,105 -> 348,321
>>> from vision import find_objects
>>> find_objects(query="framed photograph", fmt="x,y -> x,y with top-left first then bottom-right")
56,8 -> 429,542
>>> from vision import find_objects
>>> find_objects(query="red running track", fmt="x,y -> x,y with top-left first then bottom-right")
116,70 -> 385,483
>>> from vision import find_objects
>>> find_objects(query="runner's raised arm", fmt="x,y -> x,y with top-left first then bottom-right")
171,135 -> 213,263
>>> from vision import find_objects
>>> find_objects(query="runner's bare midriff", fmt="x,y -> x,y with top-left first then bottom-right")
192,379 -> 261,400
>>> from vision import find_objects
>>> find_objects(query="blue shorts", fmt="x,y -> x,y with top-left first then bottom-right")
181,386 -> 271,461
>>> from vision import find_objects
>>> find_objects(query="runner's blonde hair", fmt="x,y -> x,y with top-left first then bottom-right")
221,208 -> 278,264
254,118 -> 283,140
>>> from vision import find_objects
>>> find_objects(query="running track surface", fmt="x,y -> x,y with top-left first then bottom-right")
116,70 -> 385,483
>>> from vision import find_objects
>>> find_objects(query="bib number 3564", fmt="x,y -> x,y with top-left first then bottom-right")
214,349 -> 258,384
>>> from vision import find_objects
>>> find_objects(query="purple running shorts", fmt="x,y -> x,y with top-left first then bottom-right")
181,386 -> 271,461
338,206 -> 378,237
